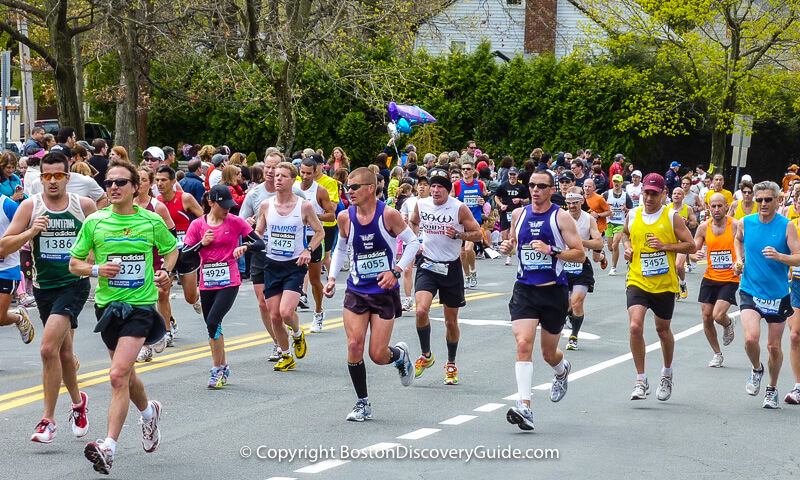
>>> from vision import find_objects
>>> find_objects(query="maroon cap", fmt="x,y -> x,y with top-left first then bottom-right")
642,173 -> 665,193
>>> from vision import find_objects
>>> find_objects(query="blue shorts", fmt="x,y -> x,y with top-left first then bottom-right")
263,258 -> 308,299
791,278 -> 800,310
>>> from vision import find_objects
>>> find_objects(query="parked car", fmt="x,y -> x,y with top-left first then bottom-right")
33,119 -> 114,147
4,142 -> 23,155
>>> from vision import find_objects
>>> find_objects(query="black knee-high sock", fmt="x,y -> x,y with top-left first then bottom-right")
446,340 -> 458,362
348,360 -> 368,399
571,315 -> 584,338
417,325 -> 431,355
387,346 -> 401,364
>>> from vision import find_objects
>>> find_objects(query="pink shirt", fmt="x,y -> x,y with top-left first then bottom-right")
184,214 -> 254,290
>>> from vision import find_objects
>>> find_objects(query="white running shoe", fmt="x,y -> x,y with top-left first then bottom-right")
84,439 -> 114,474
193,301 -> 202,315
152,335 -> 167,354
139,400 -> 162,452
310,312 -> 324,333
763,387 -> 779,409
656,376 -> 673,401
608,267 -> 618,276
401,297 -> 414,311
468,271 -> 478,288
70,391 -> 89,438
722,316 -> 736,346
506,401 -> 534,431
346,399 -> 372,422
394,342 -> 414,387
136,345 -> 153,363
268,344 -> 281,362
550,360 -> 570,402
708,352 -> 723,368
505,256 -> 512,266
746,364 -> 764,396
165,331 -> 174,347
631,379 -> 650,400
16,306 -> 34,344
784,388 -> 800,404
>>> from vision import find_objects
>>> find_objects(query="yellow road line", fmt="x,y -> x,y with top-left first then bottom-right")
0,292 -> 504,412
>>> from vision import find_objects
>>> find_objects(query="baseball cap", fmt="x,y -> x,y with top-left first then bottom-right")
642,173 -> 666,193
508,167 -> 519,174
632,170 -> 642,178
559,171 -> 575,181
212,153 -> 228,166
144,146 -> 165,161
612,174 -> 624,182
50,143 -> 72,159
208,184 -> 238,209
670,161 -> 681,168
789,164 -> 799,172
741,174 -> 752,182
308,153 -> 324,166
615,153 -> 625,160
77,140 -> 95,152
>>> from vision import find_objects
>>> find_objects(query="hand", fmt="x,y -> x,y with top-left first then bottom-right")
695,249 -> 706,261
624,246 -> 633,261
500,204 -> 508,211
647,235 -> 666,251
201,229 -> 214,246
478,198 -> 485,206
500,239 -> 514,255
233,246 -> 247,260
323,278 -> 336,298
12,188 -> 24,201
154,269 -> 170,288
246,216 -> 256,227
512,198 -> 520,205
31,215 -> 49,235
591,211 -> 599,219
445,225 -> 458,239
387,137 -> 395,146
763,246 -> 781,261
733,261 -> 744,276
377,270 -> 399,290
98,262 -> 122,278
296,250 -> 311,266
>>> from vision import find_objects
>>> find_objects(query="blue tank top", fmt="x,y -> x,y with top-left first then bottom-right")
347,201 -> 398,294
515,203 -> 567,286
741,213 -> 791,300
458,179 -> 483,223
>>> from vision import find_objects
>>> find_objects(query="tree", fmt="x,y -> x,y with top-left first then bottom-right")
565,0 -> 800,169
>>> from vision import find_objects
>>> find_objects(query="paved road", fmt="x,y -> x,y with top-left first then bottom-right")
2,257 -> 800,479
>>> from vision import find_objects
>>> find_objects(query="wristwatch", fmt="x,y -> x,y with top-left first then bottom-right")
454,231 -> 461,240
306,246 -> 313,253
550,246 -> 563,256
392,269 -> 402,279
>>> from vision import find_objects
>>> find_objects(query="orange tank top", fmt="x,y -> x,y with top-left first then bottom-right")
704,216 -> 739,283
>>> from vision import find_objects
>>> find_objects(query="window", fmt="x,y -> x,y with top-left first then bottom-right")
507,0 -> 522,5
451,41 -> 466,52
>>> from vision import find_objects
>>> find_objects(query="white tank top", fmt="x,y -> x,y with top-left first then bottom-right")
574,210 -> 591,241
604,190 -> 629,225
265,197 -> 307,261
0,195 -> 19,272
417,196 -> 464,262
295,180 -> 325,216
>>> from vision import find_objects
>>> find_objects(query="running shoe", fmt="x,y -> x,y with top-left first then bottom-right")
550,360 -> 571,402
208,367 -> 223,389
165,331 -> 174,348
221,365 -> 230,386
414,353 -> 435,378
346,399 -> 372,422
708,352 -> 724,368
686,263 -> 693,274
746,364 -> 764,395
16,306 -> 34,344
136,345 -> 153,363
565,317 -> 573,330
784,388 -> 800,404
444,363 -> 459,385
464,275 -> 470,289
599,252 -> 608,270
505,256 -> 512,266
608,267 -> 617,276
268,344 -> 281,362
310,312 -> 324,333
274,353 -> 296,371
722,316 -> 736,346
19,294 -> 36,307
567,336 -> 578,351
468,271 -> 478,288
297,294 -> 310,310
193,301 -> 202,315
139,400 -> 162,452
70,391 -> 89,438
394,341 -> 414,386
679,283 -> 688,299
630,379 -> 650,400
293,328 -> 307,358
402,297 -> 414,311
170,316 -> 178,337
31,418 -> 56,443
84,439 -> 114,474
152,335 -> 166,354
763,386 -> 779,409
506,401 -> 534,431
656,375 -> 673,401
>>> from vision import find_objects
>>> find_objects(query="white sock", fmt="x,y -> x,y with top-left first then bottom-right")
293,330 -> 302,338
140,402 -> 154,422
662,367 -> 673,378
104,437 -> 117,453
552,359 -> 566,376
282,349 -> 290,355
515,362 -> 533,403
680,280 -> 686,286
795,383 -> 800,390
637,373 -> 647,382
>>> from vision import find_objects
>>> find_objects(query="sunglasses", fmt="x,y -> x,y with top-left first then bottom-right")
462,168 -> 473,171
742,190 -> 753,194
346,183 -> 371,191
104,178 -> 132,188
757,197 -> 775,203
41,172 -> 67,181
529,183 -> 552,190
566,201 -> 581,206
143,157 -> 159,162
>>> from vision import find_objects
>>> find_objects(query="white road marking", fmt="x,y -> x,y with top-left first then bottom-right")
360,442 -> 401,453
294,460 -> 350,474
473,403 -> 506,412
439,415 -> 477,425
397,428 -> 441,440
562,331 -> 601,340
266,477 -> 297,480
429,317 -> 511,327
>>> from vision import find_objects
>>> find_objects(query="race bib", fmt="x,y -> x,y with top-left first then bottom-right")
611,207 -> 624,222
270,231 -> 295,257
709,250 -> 733,270
520,245 -> 552,271
564,261 -> 583,274
463,195 -> 480,208
632,197 -> 640,208
355,252 -> 390,279
420,260 -> 448,275
793,266 -> 800,278
39,232 -> 76,261
176,230 -> 186,249
641,251 -> 669,277
753,296 -> 780,316
506,212 -> 513,223
107,253 -> 146,289
202,261 -> 231,288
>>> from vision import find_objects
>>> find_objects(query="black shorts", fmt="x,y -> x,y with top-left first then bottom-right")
323,226 -> 338,252
34,277 -> 91,329
499,208 -> 516,231
251,250 -> 266,285
344,289 -> 403,320
307,236 -> 324,263
263,258 -> 308,299
171,250 -> 200,276
0,278 -> 19,295
739,290 -> 792,323
698,278 -> 739,306
415,257 -> 466,308
509,282 -> 569,335
626,285 -> 675,320
566,259 -> 595,293
94,303 -> 166,351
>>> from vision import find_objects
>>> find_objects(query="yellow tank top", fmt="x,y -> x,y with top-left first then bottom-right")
787,204 -> 800,221
793,219 -> 800,279
668,202 -> 688,219
733,201 -> 755,220
627,206 -> 679,294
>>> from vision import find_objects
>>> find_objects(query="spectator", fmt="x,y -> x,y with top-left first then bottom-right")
162,146 -> 176,167
208,153 -> 228,188
220,165 -> 245,215
374,152 -> 391,182
180,159 -> 206,205
497,156 -> 513,184
622,162 -> 634,183
665,161 -> 681,195
43,133 -> 56,151
89,138 -> 109,188
0,151 -> 25,202
610,154 -> 625,178
460,140 -> 477,164
387,166 -> 404,199
571,159 -> 588,188
327,146 -> 351,172
109,146 -> 129,163
23,126 -> 44,154
783,164 -> 800,193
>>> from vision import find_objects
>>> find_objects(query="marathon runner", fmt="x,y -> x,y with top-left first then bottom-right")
495,166 -> 530,266
668,187 -> 697,300
602,174 -> 632,276
453,161 -> 488,288
399,176 -> 430,311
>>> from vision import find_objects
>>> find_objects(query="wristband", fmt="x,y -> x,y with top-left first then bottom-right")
92,264 -> 99,277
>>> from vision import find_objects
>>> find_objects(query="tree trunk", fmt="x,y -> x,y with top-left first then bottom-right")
73,19 -> 83,123
46,0 -> 83,138
274,59 -> 296,154
112,2 -> 139,162
709,84 -> 737,174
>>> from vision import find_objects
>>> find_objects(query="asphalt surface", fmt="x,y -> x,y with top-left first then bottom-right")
2,256 -> 800,479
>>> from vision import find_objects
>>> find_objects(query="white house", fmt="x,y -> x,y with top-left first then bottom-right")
415,0 -> 597,59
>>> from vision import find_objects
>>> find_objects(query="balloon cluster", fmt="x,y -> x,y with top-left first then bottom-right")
387,102 -> 437,139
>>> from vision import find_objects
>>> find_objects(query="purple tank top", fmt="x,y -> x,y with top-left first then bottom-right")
347,201 -> 398,294
515,203 -> 567,286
